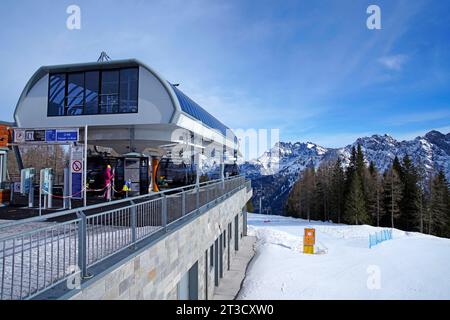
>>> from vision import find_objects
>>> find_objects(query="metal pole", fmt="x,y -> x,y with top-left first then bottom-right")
181,189 -> 186,216
195,151 -> 200,188
69,144 -> 73,210
63,167 -> 70,210
259,196 -> 262,215
9,182 -> 14,205
84,125 -> 88,207
39,182 -> 42,216
162,195 -> 167,230
77,211 -> 88,278
221,146 -> 225,189
130,201 -> 136,248
48,170 -> 53,209
28,182 -> 34,208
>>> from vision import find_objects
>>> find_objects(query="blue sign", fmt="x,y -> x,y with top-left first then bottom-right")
71,172 -> 83,199
45,129 -> 56,142
57,130 -> 79,142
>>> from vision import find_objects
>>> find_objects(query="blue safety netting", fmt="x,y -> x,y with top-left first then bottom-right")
369,229 -> 393,248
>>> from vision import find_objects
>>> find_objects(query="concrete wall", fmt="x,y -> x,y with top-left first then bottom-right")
69,187 -> 251,300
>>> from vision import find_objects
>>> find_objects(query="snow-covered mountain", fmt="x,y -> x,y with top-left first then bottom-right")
241,130 -> 450,215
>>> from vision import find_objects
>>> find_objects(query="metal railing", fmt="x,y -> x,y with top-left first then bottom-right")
0,175 -> 247,300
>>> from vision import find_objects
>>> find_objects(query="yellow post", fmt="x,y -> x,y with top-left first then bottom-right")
303,228 -> 315,254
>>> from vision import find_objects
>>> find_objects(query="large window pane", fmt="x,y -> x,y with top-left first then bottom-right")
100,70 -> 119,114
48,74 -> 66,116
85,71 -> 99,114
119,68 -> 138,113
67,73 -> 84,116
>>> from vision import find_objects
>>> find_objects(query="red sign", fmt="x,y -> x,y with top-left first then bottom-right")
72,160 -> 82,172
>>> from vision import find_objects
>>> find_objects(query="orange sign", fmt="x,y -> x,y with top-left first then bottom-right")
304,228 -> 316,246
0,125 -> 11,148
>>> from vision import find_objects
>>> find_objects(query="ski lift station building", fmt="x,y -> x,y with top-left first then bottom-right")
4,58 -> 252,301
14,58 -> 239,164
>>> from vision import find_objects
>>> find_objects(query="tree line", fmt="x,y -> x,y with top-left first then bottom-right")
286,144 -> 450,238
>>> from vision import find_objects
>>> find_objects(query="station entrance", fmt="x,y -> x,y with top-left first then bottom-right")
87,154 -> 150,198
0,125 -> 162,218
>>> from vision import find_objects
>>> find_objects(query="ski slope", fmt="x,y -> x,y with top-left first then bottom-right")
238,214 -> 450,300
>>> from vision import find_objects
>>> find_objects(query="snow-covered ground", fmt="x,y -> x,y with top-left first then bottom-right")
238,214 -> 450,300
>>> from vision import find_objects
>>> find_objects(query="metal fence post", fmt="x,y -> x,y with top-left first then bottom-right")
162,195 -> 167,230
181,190 -> 186,216
76,211 -> 89,279
196,185 -> 200,210
130,201 -> 137,247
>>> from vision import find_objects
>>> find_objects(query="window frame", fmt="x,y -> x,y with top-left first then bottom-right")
84,70 -> 101,115
47,73 -> 67,117
119,67 -> 139,114
66,72 -> 85,116
47,67 -> 139,117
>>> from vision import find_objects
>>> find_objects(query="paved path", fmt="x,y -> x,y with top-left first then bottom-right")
213,235 -> 256,300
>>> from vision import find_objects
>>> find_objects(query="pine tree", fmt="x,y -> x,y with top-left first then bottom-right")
428,171 -> 450,237
286,167 -> 317,221
393,156 -> 403,180
286,179 -> 302,218
367,162 -> 384,226
303,167 -> 316,222
356,144 -> 366,180
344,172 -> 369,225
316,162 -> 333,222
399,155 -> 420,231
331,158 -> 345,223
415,161 -> 429,233
383,166 -> 402,228
345,146 -> 357,189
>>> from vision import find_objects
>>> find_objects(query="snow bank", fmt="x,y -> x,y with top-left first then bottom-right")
238,214 -> 450,300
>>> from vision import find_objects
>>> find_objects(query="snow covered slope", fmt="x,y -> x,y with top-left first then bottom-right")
238,214 -> 450,300
241,130 -> 450,214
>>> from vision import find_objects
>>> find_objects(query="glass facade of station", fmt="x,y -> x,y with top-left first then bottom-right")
48,67 -> 139,116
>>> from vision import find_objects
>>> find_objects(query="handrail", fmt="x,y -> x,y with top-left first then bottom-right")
0,174 -> 249,300
0,175 -> 244,230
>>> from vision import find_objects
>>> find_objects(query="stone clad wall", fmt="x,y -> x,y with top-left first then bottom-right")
69,187 -> 252,300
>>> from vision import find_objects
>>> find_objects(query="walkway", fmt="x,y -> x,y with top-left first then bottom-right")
213,235 -> 256,300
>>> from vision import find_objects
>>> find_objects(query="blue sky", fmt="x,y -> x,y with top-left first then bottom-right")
0,0 -> 449,148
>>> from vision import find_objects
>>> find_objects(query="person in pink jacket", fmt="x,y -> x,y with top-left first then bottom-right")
104,164 -> 113,201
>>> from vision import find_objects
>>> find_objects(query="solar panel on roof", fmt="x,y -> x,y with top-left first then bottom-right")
170,84 -> 229,136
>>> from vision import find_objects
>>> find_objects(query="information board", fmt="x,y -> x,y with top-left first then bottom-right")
13,128 -> 79,144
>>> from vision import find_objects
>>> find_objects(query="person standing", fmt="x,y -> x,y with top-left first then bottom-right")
104,164 -> 113,201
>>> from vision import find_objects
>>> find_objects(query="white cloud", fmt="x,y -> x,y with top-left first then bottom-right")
378,54 -> 408,71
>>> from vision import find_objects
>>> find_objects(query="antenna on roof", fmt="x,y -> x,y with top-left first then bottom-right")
97,51 -> 111,62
